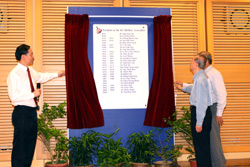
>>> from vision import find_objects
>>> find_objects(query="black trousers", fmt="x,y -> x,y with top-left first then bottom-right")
191,106 -> 212,167
11,105 -> 37,167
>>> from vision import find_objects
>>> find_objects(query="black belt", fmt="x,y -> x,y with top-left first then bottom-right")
15,105 -> 37,110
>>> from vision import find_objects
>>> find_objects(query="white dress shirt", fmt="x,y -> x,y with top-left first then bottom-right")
205,65 -> 227,117
7,63 -> 58,107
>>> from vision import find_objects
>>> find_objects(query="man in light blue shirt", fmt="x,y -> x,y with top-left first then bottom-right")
175,54 -> 213,167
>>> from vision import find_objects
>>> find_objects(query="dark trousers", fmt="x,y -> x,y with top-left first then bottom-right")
191,106 -> 212,167
11,105 -> 37,167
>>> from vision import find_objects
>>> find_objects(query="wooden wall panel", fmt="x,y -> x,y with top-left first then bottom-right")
207,0 -> 250,152
0,0 -> 25,164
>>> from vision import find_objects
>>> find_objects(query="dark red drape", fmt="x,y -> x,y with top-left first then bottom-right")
65,14 -> 104,129
144,15 -> 175,127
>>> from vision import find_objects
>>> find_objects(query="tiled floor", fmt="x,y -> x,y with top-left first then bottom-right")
227,166 -> 250,167
178,159 -> 250,167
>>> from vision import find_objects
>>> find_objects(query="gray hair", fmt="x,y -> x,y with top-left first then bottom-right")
194,55 -> 207,69
198,51 -> 212,64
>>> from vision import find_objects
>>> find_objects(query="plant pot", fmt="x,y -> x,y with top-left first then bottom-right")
132,162 -> 149,167
45,163 -> 68,167
103,164 -> 122,167
116,163 -> 122,167
105,163 -> 122,167
154,161 -> 172,167
115,163 -> 122,167
189,158 -> 197,167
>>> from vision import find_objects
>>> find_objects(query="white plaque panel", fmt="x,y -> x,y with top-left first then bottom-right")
93,24 -> 149,109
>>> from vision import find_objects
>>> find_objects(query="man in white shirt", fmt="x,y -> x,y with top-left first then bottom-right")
198,51 -> 227,167
7,44 -> 65,167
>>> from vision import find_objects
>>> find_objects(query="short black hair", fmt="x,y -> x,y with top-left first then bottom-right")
198,51 -> 212,64
15,44 -> 30,61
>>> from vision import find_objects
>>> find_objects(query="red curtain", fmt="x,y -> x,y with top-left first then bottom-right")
65,14 -> 104,129
144,15 -> 175,127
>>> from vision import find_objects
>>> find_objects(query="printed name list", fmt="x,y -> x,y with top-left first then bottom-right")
93,24 -> 149,109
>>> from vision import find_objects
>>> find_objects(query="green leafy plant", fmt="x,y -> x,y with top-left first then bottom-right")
126,129 -> 157,165
154,128 -> 183,167
37,102 -> 68,165
166,106 -> 194,159
69,130 -> 102,166
97,126 -> 131,167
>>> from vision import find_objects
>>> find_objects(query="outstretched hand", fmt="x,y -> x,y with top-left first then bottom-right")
174,80 -> 183,90
58,70 -> 65,77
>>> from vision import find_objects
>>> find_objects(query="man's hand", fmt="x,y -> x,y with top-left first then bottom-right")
58,70 -> 65,77
216,116 -> 223,125
174,80 -> 183,90
196,125 -> 202,133
33,89 -> 41,97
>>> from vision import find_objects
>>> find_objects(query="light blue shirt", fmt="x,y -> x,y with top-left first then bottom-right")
182,70 -> 213,126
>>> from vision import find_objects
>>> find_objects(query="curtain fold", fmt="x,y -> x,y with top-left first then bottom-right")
65,14 -> 104,129
144,15 -> 175,127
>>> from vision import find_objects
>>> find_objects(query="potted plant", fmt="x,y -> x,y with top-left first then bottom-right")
126,129 -> 157,167
166,106 -> 196,167
37,102 -> 68,167
97,126 -> 131,167
154,128 -> 183,167
69,130 -> 102,167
